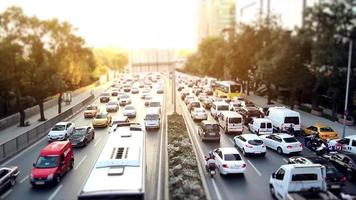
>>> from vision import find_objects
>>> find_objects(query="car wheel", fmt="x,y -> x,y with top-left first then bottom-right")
10,177 -> 16,186
69,159 -> 74,170
277,147 -> 283,155
270,184 -> 276,198
55,175 -> 61,184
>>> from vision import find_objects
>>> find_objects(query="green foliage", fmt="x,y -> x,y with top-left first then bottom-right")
94,48 -> 128,73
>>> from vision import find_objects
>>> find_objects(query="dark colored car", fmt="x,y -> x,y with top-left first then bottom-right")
288,156 -> 347,190
194,89 -> 202,97
180,91 -> 190,100
238,107 -> 264,125
69,126 -> 95,147
323,153 -> 356,181
111,90 -> 119,96
198,121 -> 220,142
0,166 -> 20,191
99,92 -> 110,103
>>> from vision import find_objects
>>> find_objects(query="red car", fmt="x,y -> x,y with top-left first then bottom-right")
30,141 -> 74,186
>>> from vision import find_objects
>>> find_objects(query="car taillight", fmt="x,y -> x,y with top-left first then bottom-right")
245,144 -> 253,148
300,144 -> 303,147
241,164 -> 246,168
222,164 -> 229,168
287,145 -> 293,149
341,176 -> 347,181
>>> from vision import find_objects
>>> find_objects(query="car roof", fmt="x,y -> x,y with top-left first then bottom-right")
41,141 -> 69,155
56,122 -> 70,126
273,133 -> 294,138
213,101 -> 229,105
240,134 -> 261,140
253,118 -> 272,123
346,135 -> 356,140
218,147 -> 239,154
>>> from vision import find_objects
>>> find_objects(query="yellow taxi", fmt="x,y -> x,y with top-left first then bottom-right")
92,112 -> 112,128
84,105 -> 100,118
303,123 -> 339,140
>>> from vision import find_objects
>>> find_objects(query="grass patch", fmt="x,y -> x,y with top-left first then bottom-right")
168,114 -> 206,200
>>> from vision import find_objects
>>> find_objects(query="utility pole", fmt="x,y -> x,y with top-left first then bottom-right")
342,39 -> 353,138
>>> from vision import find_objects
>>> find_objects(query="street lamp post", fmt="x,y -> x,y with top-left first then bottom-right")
342,39 -> 353,138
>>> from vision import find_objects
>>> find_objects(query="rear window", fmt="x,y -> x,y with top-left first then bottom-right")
229,117 -> 241,124
218,105 -> 229,111
248,139 -> 263,145
205,124 -> 219,132
283,137 -> 298,143
260,123 -> 266,128
292,174 -> 318,181
149,102 -> 160,107
52,125 -> 66,131
320,127 -> 334,132
224,153 -> 242,161
284,117 -> 299,124
267,123 -> 272,128
191,102 -> 201,107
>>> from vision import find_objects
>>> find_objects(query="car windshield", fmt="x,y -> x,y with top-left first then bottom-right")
284,117 -> 299,124
72,128 -> 86,136
96,114 -> 107,119
52,125 -> 66,131
320,127 -> 334,132
248,139 -> 263,145
149,102 -> 160,107
283,137 -> 298,143
224,153 -> 242,161
35,156 -> 59,168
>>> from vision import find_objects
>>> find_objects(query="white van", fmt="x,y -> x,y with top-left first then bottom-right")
210,101 -> 229,119
269,164 -> 327,200
248,118 -> 273,135
266,107 -> 301,133
144,108 -> 160,130
218,111 -> 243,134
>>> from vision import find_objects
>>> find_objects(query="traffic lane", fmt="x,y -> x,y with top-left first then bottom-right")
4,96 -> 113,200
179,99 -> 273,200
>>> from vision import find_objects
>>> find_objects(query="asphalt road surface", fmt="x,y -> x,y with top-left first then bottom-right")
0,79 -> 167,200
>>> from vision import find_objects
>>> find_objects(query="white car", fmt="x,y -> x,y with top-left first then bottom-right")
233,134 -> 266,157
184,95 -> 196,105
47,122 -> 75,141
191,108 -> 207,121
147,100 -> 161,113
213,148 -> 246,175
110,116 -> 129,127
131,87 -> 139,94
123,105 -> 137,118
198,92 -> 208,101
259,134 -> 303,155
141,90 -> 150,99
119,95 -> 131,106
106,101 -> 119,112
328,135 -> 356,154
229,101 -> 243,112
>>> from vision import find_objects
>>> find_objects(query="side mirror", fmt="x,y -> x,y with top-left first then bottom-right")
272,172 -> 276,179
33,163 -> 36,167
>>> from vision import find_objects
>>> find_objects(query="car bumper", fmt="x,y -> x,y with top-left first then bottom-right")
124,113 -> 136,118
30,178 -> 54,185
220,167 -> 246,175
245,149 -> 267,154
201,136 -> 220,141
283,147 -> 303,154
93,123 -> 108,128
106,108 -> 117,112
84,113 -> 95,118
193,115 -> 208,120
145,124 -> 160,129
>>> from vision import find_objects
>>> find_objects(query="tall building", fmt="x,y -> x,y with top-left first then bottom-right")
197,0 -> 236,43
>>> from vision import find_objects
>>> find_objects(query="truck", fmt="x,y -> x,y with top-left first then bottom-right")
269,164 -> 332,200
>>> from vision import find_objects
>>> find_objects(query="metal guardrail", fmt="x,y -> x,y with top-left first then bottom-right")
0,94 -> 94,163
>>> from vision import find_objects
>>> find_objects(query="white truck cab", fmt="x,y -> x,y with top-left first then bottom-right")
269,164 -> 327,200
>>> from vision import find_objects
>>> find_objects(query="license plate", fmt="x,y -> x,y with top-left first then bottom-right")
255,152 -> 261,154
331,185 -> 340,189
36,181 -> 45,185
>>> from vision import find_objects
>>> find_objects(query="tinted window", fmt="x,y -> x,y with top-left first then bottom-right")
229,117 -> 241,123
352,140 -> 356,147
248,139 -> 263,145
73,129 -> 86,136
96,114 -> 107,119
267,123 -> 272,128
146,114 -> 159,120
320,127 -> 334,132
284,117 -> 299,124
260,123 -> 266,128
205,124 -> 219,132
276,168 -> 285,180
52,125 -> 66,131
283,137 -> 298,143
230,84 -> 241,93
218,105 -> 229,110
191,102 -> 200,107
224,154 -> 242,161
292,174 -> 318,181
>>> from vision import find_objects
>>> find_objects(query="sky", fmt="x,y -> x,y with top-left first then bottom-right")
0,0 -> 198,50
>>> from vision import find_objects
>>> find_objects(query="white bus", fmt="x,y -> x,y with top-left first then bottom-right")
78,123 -> 145,200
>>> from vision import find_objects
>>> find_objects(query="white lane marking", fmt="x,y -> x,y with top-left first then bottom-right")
247,160 -> 262,176
283,159 -> 288,163
19,175 -> 29,184
75,155 -> 88,170
48,184 -> 63,200
94,137 -> 102,147
211,179 -> 223,200
0,189 -> 13,199
2,136 -> 47,166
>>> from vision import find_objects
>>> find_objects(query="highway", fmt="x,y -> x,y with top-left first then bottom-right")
178,86 -> 356,200
0,78 -> 168,200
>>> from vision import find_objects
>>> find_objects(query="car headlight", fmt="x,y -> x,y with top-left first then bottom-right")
47,173 -> 54,180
